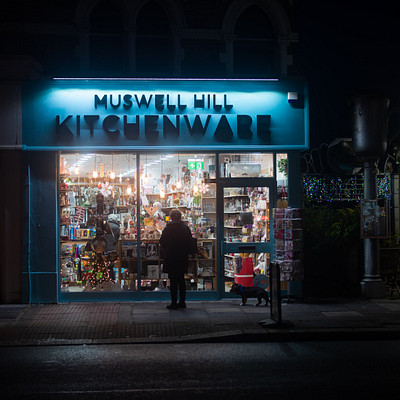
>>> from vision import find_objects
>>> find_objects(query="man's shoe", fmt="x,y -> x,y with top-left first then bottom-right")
177,302 -> 186,309
166,303 -> 178,310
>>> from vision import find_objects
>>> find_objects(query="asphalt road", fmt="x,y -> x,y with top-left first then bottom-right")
1,341 -> 399,399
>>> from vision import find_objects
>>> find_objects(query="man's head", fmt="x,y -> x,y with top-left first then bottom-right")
169,209 -> 182,222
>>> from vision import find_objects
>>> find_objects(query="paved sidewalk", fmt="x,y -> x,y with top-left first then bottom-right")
0,298 -> 400,346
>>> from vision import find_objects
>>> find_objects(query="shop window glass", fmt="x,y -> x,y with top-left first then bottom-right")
219,153 -> 273,178
140,153 -> 216,291
59,152 -> 217,293
223,185 -> 272,293
59,153 -> 137,292
277,153 -> 288,207
223,186 -> 270,243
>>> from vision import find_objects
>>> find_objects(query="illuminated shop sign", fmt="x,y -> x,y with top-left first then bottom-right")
57,93 -> 270,141
22,79 -> 308,150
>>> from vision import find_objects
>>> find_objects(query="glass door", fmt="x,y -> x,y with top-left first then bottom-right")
218,178 -> 276,294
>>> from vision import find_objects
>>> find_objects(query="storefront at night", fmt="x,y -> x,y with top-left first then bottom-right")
21,78 -> 308,302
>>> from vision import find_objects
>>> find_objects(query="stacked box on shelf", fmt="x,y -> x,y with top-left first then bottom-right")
273,208 -> 304,281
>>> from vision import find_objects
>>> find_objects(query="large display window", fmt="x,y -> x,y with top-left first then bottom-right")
58,151 -> 292,298
59,152 -> 216,293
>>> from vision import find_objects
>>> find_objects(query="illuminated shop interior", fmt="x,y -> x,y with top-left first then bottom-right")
59,152 -> 288,294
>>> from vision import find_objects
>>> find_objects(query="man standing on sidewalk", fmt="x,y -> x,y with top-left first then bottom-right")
160,209 -> 194,310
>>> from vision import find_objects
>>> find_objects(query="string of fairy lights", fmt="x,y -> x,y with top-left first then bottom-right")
303,174 -> 391,203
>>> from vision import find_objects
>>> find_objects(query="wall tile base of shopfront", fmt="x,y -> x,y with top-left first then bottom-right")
60,290 -> 219,302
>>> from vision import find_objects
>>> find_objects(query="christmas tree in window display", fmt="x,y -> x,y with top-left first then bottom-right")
84,193 -> 118,291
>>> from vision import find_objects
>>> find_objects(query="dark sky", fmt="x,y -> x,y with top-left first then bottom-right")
298,0 -> 400,147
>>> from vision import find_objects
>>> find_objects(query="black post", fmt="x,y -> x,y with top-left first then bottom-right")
352,93 -> 389,298
259,263 -> 293,328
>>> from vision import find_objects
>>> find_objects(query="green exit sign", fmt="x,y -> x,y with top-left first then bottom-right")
188,160 -> 204,170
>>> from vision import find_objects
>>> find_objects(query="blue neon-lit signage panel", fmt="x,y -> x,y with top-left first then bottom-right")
22,79 -> 309,150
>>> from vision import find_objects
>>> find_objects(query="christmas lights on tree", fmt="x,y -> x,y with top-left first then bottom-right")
85,192 -> 116,291
88,254 -> 113,288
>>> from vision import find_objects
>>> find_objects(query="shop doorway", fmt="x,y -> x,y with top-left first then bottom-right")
218,178 -> 276,296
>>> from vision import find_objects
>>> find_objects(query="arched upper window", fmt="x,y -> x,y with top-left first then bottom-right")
89,0 -> 126,74
135,0 -> 172,75
233,5 -> 276,77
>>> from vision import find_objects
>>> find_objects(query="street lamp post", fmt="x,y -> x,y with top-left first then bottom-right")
352,93 -> 389,298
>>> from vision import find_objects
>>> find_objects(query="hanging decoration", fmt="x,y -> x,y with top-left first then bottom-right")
303,174 -> 391,203
176,155 -> 182,190
199,181 -> 209,194
73,153 -> 80,175
99,181 -> 114,198
143,154 -> 149,184
92,155 -> 98,178
109,155 -> 115,180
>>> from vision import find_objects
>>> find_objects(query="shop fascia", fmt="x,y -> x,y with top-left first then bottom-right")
56,92 -> 271,141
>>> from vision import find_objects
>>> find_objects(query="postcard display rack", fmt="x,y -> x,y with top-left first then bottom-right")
273,208 -> 304,281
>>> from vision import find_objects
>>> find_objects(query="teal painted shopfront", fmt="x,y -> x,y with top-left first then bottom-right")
21,79 -> 308,302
